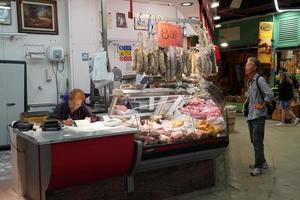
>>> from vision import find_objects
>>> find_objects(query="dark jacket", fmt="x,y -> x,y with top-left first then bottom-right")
50,101 -> 91,120
279,80 -> 294,101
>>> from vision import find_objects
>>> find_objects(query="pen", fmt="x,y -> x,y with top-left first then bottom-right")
68,115 -> 77,127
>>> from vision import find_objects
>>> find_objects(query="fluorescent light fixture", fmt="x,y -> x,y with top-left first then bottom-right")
221,42 -> 228,47
181,2 -> 193,6
213,16 -> 221,20
211,2 -> 219,8
0,6 -> 11,10
215,24 -> 221,28
273,0 -> 300,12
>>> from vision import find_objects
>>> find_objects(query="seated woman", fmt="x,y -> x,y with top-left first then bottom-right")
50,89 -> 92,126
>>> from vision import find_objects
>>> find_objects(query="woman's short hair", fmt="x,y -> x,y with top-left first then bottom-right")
69,89 -> 85,103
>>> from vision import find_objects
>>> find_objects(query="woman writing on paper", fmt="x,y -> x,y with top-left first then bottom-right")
50,89 -> 92,126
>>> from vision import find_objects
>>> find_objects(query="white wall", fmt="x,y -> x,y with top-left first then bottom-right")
0,0 -> 198,111
67,0 -> 101,93
107,0 -> 197,75
0,0 -> 69,110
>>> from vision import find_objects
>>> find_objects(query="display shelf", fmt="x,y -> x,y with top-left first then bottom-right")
0,32 -> 27,40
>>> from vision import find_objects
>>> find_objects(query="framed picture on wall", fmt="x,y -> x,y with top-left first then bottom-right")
17,0 -> 58,34
0,0 -> 11,25
134,16 -> 148,31
116,12 -> 127,28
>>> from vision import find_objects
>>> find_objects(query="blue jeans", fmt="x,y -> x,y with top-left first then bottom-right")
247,117 -> 266,168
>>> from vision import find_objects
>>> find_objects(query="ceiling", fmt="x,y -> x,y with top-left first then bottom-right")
131,0 -> 201,20
130,0 -> 300,24
218,0 -> 300,23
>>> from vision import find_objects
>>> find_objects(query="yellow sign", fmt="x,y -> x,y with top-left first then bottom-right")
258,22 -> 273,64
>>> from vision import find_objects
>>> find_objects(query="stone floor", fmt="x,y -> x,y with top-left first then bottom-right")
0,114 -> 299,200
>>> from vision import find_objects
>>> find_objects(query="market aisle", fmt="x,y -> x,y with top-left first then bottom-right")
0,151 -> 24,200
171,114 -> 300,200
0,115 -> 299,200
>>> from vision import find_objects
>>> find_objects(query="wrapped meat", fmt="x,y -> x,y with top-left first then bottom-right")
210,47 -> 217,74
114,105 -> 128,115
171,132 -> 184,141
143,50 -> 149,74
187,54 -> 192,76
146,136 -> 158,145
195,53 -> 202,75
153,49 -> 160,75
170,56 -> 177,80
148,52 -> 158,75
149,129 -> 162,140
136,50 -> 144,74
176,57 -> 182,80
182,52 -> 188,75
158,49 -> 166,75
165,58 -> 171,82
132,48 -> 139,71
159,134 -> 171,143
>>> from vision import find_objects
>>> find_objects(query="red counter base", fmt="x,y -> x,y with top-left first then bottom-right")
46,159 -> 215,200
48,134 -> 134,190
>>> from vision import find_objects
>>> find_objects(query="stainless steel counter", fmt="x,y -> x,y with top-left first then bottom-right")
14,122 -> 139,145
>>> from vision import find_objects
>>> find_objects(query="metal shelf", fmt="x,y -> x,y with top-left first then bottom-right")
0,32 -> 28,40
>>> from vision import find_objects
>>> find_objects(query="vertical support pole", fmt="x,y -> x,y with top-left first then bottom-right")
101,0 -> 108,52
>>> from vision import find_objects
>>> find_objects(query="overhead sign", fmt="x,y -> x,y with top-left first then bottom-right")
258,22 -> 273,64
156,22 -> 183,47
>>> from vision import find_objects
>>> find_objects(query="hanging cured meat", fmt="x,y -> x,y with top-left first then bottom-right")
143,50 -> 149,74
158,49 -> 166,75
176,57 -> 183,80
136,50 -> 144,74
132,48 -> 139,71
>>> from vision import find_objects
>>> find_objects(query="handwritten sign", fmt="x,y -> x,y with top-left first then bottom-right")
156,23 -> 183,47
119,45 -> 132,61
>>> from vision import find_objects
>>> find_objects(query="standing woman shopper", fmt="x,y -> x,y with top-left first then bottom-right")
277,72 -> 300,126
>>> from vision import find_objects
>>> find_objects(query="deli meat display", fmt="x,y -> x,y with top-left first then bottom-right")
109,80 -> 228,162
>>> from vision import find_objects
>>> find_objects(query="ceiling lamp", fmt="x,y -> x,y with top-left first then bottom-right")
215,24 -> 221,28
273,0 -> 300,12
213,16 -> 221,20
220,42 -> 228,47
211,2 -> 219,8
181,2 -> 194,6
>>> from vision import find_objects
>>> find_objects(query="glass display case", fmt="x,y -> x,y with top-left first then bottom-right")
108,81 -> 229,160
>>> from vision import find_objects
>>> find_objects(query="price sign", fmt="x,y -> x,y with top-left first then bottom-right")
156,22 -> 183,47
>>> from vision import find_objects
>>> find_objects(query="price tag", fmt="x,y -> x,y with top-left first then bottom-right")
102,115 -> 110,121
156,22 -> 183,47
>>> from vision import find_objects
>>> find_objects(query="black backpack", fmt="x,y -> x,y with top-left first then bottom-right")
256,76 -> 277,117
291,76 -> 299,90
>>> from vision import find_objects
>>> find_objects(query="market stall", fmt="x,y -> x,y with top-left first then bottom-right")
10,124 -> 139,200
9,0 -> 229,199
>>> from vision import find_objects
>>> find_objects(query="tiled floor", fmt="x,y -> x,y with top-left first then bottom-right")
0,151 -> 24,200
0,115 -> 299,200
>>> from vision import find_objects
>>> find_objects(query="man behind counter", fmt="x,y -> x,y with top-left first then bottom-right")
50,89 -> 92,126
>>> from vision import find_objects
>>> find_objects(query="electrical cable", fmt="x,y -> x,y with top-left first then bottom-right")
6,125 -> 25,153
52,61 -> 59,104
57,61 -> 64,73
